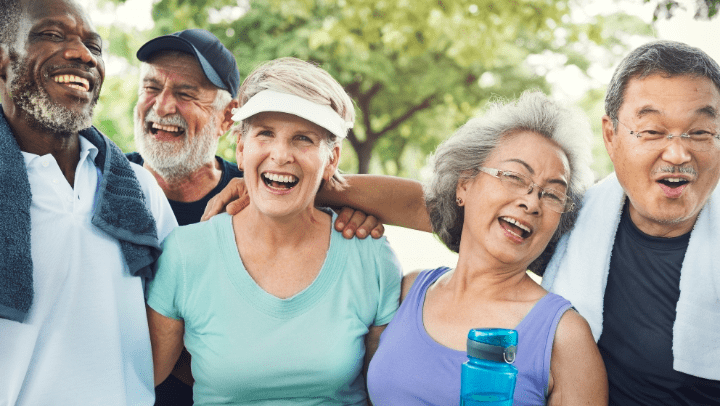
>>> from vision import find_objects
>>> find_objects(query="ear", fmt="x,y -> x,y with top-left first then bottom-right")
0,44 -> 9,83
235,134 -> 245,171
323,143 -> 342,182
219,98 -> 240,135
601,115 -> 618,162
455,176 -> 469,206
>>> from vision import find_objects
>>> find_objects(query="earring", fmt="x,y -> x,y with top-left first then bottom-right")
456,197 -> 463,206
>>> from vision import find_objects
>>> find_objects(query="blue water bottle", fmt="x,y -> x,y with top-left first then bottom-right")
460,328 -> 518,406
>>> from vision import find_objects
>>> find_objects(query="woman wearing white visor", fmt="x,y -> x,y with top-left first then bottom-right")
145,57 -> 402,405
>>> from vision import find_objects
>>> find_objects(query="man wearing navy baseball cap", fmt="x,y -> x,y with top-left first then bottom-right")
126,28 -> 243,406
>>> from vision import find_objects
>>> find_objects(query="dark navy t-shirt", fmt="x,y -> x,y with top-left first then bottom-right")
126,152 -> 243,226
598,206 -> 720,405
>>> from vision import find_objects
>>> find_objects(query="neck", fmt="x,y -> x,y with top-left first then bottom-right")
450,253 -> 533,298
626,201 -> 697,238
3,103 -> 80,185
145,158 -> 222,202
234,204 -> 331,249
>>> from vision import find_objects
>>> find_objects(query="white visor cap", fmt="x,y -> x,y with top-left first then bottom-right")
231,90 -> 354,139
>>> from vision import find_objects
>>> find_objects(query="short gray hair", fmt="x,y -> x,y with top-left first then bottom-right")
606,40 -> 720,123
425,91 -> 594,274
0,0 -> 20,47
235,57 -> 355,186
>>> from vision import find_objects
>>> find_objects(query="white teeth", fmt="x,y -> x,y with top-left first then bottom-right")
500,216 -> 531,233
53,74 -> 90,91
665,178 -> 683,183
263,173 -> 298,184
152,122 -> 181,133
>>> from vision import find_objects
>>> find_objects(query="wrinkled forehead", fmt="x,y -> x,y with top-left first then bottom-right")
18,0 -> 99,40
621,74 -> 720,122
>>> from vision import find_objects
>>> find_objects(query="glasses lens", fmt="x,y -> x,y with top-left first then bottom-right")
626,124 -> 720,152
541,189 -> 568,213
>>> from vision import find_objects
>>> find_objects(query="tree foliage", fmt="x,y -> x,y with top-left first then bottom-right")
96,0 -> 648,177
645,0 -> 719,20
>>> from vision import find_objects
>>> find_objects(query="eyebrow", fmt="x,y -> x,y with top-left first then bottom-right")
33,19 -> 102,44
504,158 -> 568,187
142,77 -> 199,93
636,105 -> 718,120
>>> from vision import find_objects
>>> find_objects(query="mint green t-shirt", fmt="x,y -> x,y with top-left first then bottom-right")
147,212 -> 402,406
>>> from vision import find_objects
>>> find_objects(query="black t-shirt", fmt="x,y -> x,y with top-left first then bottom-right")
598,205 -> 720,405
126,152 -> 243,226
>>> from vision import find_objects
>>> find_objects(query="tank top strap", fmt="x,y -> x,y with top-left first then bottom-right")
405,267 -> 452,307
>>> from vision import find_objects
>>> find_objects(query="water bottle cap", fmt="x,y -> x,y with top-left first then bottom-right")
466,328 -> 518,364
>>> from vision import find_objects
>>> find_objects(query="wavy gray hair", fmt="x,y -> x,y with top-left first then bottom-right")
424,91 -> 594,274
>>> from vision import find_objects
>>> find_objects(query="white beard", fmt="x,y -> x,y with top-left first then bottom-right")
134,106 -> 220,183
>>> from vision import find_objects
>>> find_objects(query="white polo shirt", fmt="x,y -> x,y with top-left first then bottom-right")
0,136 -> 177,405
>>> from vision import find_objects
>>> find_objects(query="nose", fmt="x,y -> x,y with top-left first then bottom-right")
63,37 -> 99,68
661,137 -> 692,166
270,139 -> 294,165
518,185 -> 542,215
153,89 -> 177,117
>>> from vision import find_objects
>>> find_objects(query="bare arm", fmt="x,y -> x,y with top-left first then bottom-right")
547,310 -> 608,406
200,177 -> 387,239
317,175 -> 431,232
146,306 -> 185,386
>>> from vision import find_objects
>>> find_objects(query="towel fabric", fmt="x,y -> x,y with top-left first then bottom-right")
0,107 -> 161,323
542,173 -> 720,380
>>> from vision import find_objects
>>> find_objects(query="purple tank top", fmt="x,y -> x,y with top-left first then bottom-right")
367,267 -> 573,406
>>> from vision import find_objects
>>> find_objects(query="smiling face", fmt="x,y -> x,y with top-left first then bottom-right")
134,52 -> 233,180
603,74 -> 720,237
3,0 -> 104,135
456,130 -> 570,269
237,111 -> 340,220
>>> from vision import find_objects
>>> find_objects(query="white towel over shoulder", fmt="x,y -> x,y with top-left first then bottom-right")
542,173 -> 720,380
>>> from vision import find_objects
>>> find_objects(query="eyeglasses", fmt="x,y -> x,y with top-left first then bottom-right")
616,120 -> 720,152
478,167 -> 573,213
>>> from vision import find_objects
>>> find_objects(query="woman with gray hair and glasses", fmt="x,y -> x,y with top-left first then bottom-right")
324,91 -> 608,405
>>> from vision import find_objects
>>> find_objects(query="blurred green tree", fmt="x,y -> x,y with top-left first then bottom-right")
97,0 -> 649,178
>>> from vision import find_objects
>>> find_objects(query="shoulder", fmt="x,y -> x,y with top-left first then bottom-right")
401,267 -> 450,302
400,270 -> 422,301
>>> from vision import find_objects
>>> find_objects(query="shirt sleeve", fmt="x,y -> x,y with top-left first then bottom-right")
373,237 -> 402,326
146,231 -> 184,321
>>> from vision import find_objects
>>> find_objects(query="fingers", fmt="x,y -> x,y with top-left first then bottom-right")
334,208 -> 386,239
369,220 -> 385,239
227,195 -> 250,216
200,178 -> 248,221
334,207 -> 356,237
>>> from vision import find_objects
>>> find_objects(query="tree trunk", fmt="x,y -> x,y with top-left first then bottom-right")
355,141 -> 375,174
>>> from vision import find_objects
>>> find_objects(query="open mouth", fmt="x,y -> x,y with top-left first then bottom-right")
657,177 -> 689,189
262,172 -> 299,190
499,216 -> 533,239
52,74 -> 91,92
148,122 -> 185,138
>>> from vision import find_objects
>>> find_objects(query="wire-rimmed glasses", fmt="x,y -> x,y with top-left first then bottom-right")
616,120 -> 720,152
478,167 -> 573,213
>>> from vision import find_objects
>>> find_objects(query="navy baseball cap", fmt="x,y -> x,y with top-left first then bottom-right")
136,29 -> 240,98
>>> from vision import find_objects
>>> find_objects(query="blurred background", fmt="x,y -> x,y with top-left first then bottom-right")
84,0 -> 719,273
